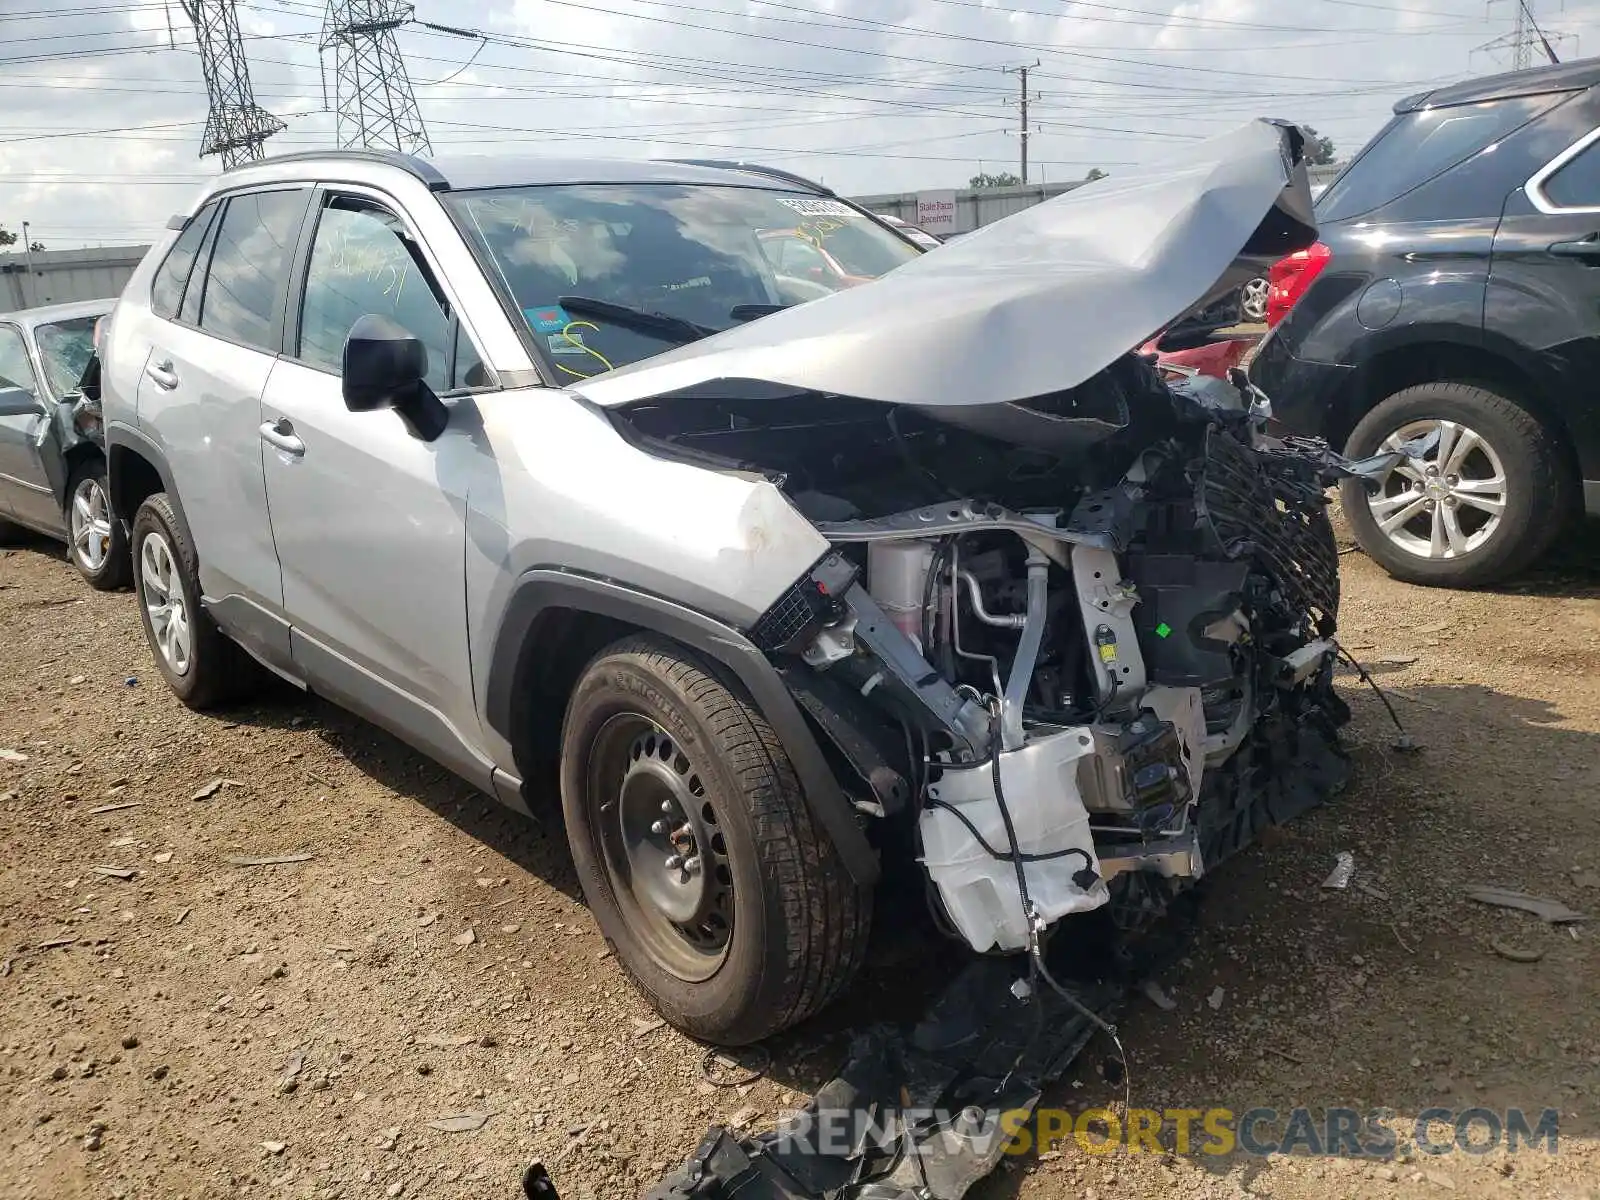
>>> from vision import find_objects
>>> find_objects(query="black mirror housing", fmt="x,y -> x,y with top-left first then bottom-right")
341,314 -> 448,441
342,314 -> 426,412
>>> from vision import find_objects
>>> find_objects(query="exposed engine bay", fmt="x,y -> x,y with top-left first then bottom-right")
615,351 -> 1351,958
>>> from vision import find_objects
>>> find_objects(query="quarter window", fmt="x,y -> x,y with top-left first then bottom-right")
298,200 -> 482,391
197,190 -> 308,353
150,201 -> 219,321
1540,135 -> 1600,209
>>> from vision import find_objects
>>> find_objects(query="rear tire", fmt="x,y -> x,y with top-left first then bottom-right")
131,493 -> 263,709
1341,382 -> 1571,588
560,634 -> 871,1045
65,457 -> 130,591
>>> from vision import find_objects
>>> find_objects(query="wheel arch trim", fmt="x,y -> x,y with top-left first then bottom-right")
486,569 -> 880,886
1331,329 -> 1574,453
105,422 -> 192,544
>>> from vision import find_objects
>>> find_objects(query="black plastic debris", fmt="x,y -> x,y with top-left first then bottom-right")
639,956 -> 1120,1200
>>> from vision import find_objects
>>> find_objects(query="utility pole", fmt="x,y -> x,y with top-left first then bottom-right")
1477,0 -> 1574,70
21,222 -> 36,307
179,0 -> 285,169
1003,60 -> 1040,185
321,0 -> 431,155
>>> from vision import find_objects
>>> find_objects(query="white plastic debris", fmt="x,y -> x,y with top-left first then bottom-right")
1141,980 -> 1177,1011
1322,851 -> 1356,890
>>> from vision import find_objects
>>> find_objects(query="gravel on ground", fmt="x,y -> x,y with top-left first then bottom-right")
1,518 -> 1596,1200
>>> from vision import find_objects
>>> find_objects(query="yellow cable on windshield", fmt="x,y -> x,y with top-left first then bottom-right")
552,319 -> 616,380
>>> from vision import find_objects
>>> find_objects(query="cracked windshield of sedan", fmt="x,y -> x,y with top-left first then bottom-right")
448,184 -> 922,379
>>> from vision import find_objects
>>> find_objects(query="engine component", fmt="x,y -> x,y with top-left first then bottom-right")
845,584 -> 992,755
866,540 -> 936,648
918,725 -> 1108,954
748,554 -> 859,653
1076,714 -> 1192,827
1000,548 -> 1050,752
1071,545 -> 1146,701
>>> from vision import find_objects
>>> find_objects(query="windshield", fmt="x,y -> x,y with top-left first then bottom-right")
447,183 -> 921,379
33,316 -> 100,399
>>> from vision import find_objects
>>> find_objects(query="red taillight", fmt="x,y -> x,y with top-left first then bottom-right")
1266,241 -> 1331,327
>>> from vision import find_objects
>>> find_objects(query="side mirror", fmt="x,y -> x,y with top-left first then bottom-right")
341,314 -> 447,441
0,385 -> 38,417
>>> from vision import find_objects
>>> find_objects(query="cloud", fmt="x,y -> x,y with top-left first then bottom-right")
1,0 -> 1598,248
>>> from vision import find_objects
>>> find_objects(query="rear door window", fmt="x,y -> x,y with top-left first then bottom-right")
150,201 -> 220,321
1317,95 -> 1562,222
196,189 -> 310,353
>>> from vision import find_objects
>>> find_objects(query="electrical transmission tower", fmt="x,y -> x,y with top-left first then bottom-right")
320,0 -> 432,155
179,0 -> 285,169
1477,0 -> 1575,70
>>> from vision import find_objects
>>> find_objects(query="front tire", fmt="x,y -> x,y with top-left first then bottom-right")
1341,382 -> 1571,588
560,635 -> 871,1045
131,493 -> 262,709
65,458 -> 130,591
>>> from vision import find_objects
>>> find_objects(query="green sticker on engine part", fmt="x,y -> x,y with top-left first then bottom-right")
1155,622 -> 1173,639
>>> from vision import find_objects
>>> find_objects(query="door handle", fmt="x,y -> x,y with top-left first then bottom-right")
259,418 -> 305,457
145,359 -> 179,390
1548,235 -> 1600,261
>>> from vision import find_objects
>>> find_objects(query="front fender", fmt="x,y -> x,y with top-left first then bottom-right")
484,569 -> 880,887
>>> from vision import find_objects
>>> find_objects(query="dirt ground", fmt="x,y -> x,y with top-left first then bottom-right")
1,519 -> 1597,1200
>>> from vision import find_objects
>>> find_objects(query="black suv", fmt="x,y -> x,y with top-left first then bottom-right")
1252,59 -> 1600,586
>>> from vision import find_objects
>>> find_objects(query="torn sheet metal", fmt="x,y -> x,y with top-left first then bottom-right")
569,120 -> 1315,415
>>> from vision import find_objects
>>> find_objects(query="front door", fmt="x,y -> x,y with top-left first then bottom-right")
260,190 -> 495,786
132,187 -> 312,653
0,323 -> 63,534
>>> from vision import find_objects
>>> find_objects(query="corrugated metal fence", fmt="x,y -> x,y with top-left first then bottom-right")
0,245 -> 150,312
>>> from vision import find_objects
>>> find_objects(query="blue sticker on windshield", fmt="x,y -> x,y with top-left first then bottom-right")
525,305 -> 571,334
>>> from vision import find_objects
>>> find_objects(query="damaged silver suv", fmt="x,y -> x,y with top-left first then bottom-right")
102,122 -> 1346,1045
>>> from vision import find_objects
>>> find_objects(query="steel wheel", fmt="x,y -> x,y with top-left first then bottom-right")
1240,276 -> 1270,323
1364,418 -> 1508,561
587,715 -> 734,982
139,530 -> 192,676
69,475 -> 113,573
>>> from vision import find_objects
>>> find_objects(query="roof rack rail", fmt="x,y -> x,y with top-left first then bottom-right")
666,158 -> 834,196
232,148 -> 451,192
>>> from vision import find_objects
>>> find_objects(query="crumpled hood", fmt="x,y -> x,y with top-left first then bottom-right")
569,119 -> 1315,416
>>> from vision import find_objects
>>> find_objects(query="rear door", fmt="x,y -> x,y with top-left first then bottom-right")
1491,118 -> 1600,484
134,187 -> 311,658
0,321 -> 62,533
259,187 -> 496,785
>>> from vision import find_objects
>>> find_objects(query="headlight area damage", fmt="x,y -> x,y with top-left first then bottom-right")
572,122 -> 1362,1200
618,359 -> 1353,962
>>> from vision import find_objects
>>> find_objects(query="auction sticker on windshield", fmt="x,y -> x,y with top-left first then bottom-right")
524,305 -> 572,334
774,198 -> 855,217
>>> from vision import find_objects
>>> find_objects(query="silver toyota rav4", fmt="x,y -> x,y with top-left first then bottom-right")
103,121 -> 1349,1045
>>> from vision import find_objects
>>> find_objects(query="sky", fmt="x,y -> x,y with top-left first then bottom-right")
3,0 -> 1600,248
